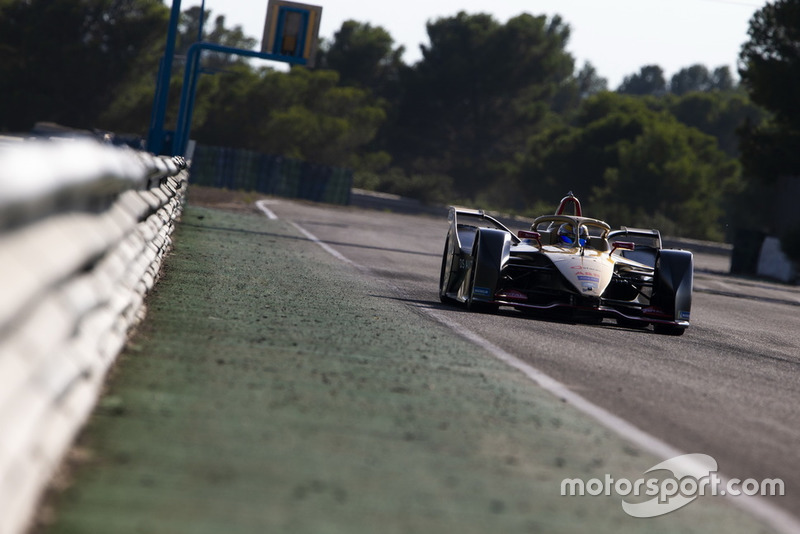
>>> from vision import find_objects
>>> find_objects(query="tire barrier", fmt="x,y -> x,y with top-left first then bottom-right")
189,144 -> 352,205
0,137 -> 188,534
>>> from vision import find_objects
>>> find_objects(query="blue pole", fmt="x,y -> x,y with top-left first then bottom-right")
172,42 -> 307,156
147,0 -> 182,154
182,0 -> 205,158
174,42 -> 202,156
183,52 -> 202,155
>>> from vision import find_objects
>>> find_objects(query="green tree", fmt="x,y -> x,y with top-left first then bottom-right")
101,5 -> 262,135
669,64 -> 736,95
617,65 -> 667,96
576,62 -> 608,99
738,0 -> 800,182
176,7 -> 257,70
316,20 -> 405,98
518,93 -> 647,205
593,120 -> 741,240
518,93 -> 742,239
670,64 -> 712,95
0,0 -> 167,132
389,12 -> 575,199
711,66 -> 735,91
192,67 -> 386,167
663,91 -> 767,157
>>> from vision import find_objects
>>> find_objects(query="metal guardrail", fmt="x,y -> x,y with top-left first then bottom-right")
0,137 -> 189,534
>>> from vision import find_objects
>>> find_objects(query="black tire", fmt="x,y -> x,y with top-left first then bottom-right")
581,315 -> 605,326
617,318 -> 650,330
439,236 -> 456,304
653,323 -> 686,336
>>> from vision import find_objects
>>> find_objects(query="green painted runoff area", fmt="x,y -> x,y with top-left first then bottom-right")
38,199 -> 775,534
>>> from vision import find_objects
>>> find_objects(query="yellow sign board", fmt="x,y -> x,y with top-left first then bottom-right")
261,1 -> 322,67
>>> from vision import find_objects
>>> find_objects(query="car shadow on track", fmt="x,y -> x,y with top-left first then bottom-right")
369,294 -> 656,334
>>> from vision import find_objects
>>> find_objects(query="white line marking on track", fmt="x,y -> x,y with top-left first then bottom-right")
255,199 -> 279,220
421,310 -> 799,533
254,200 -> 367,271
287,220 -> 367,272
259,205 -> 800,534
424,309 -> 681,456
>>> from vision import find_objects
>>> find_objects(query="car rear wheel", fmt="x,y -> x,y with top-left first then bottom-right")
439,236 -> 456,304
617,318 -> 650,330
653,323 -> 686,336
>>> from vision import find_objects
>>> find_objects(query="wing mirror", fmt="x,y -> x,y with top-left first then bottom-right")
517,230 -> 542,247
611,241 -> 635,254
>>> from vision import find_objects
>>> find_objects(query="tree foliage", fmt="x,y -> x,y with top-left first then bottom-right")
316,20 -> 405,98
576,62 -> 609,99
670,65 -> 735,95
655,91 -> 767,158
192,68 -> 386,167
517,93 -> 742,240
617,65 -> 667,96
593,120 -> 741,241
177,7 -> 258,70
0,0 -> 167,131
388,12 -> 575,199
738,0 -> 800,182
0,1 -> 774,242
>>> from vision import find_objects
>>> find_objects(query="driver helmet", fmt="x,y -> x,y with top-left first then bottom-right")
558,223 -> 588,246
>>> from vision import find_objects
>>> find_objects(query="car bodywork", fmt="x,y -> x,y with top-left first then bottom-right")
438,194 -> 693,335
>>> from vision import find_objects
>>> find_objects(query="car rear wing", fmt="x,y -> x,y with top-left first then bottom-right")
608,227 -> 663,249
608,227 -> 663,267
448,206 -> 519,252
449,207 -> 516,234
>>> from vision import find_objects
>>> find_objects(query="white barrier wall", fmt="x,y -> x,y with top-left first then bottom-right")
757,236 -> 797,283
0,138 -> 188,534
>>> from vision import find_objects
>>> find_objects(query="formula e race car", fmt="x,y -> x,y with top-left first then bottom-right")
438,193 -> 693,335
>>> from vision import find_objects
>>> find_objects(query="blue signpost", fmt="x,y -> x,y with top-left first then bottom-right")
146,0 -> 322,157
146,0 -> 184,155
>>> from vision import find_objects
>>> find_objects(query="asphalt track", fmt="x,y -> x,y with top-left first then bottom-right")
259,197 -> 800,530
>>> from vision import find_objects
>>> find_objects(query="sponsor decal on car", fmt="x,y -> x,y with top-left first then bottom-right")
643,306 -> 678,319
680,311 -> 691,320
571,265 -> 601,272
497,289 -> 527,300
473,286 -> 491,297
577,275 -> 601,283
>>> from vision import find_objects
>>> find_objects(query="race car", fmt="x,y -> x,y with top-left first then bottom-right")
438,193 -> 693,335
